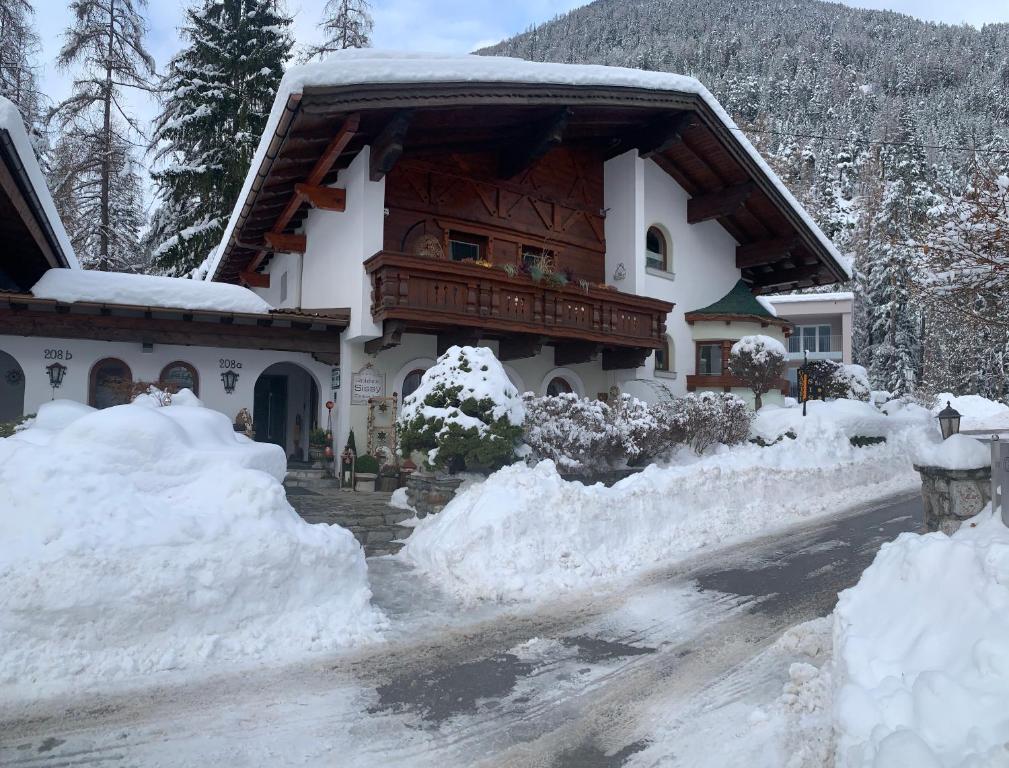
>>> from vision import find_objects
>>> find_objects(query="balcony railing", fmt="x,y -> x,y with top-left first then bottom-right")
787,335 -> 843,357
364,251 -> 673,348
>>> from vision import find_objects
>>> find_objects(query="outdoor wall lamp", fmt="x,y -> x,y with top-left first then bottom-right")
937,401 -> 962,440
46,361 -> 67,390
220,369 -> 240,394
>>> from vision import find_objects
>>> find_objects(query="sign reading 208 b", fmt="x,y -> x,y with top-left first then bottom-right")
351,364 -> 385,405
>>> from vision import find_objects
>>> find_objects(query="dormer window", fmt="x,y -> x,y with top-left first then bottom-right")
646,226 -> 667,271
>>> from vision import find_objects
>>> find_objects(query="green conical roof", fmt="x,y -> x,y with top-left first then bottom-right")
686,279 -> 775,318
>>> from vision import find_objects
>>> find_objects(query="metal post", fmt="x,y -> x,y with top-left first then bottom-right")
992,435 -> 1009,525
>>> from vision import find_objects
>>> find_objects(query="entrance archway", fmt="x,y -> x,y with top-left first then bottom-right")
0,350 -> 25,422
253,362 -> 320,461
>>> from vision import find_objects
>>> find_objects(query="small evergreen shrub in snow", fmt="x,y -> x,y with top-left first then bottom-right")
398,346 -> 525,474
675,392 -> 752,454
728,335 -> 786,410
804,360 -> 870,402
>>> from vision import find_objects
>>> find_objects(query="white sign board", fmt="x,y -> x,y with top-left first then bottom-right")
351,366 -> 385,405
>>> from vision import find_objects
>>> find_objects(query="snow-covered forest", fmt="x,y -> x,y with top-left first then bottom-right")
483,0 -> 1009,400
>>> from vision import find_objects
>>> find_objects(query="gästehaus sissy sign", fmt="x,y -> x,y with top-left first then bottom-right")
351,364 -> 385,405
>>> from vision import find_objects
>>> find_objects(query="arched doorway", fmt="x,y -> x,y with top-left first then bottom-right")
253,362 -> 320,461
89,358 -> 133,409
0,350 -> 25,422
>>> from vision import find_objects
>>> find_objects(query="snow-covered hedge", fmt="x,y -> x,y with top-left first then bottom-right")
0,398 -> 385,699
398,345 -> 525,473
834,508 -> 1009,767
804,360 -> 870,402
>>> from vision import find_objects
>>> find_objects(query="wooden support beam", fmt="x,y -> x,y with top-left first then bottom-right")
635,113 -> 696,159
601,347 -> 651,371
294,183 -> 346,212
553,341 -> 600,367
499,108 -> 571,179
750,264 -> 823,290
364,320 -> 406,355
687,182 -> 755,224
437,328 -> 482,357
370,110 -> 413,182
736,236 -> 800,269
263,232 -> 306,253
239,270 -> 270,289
498,335 -> 546,362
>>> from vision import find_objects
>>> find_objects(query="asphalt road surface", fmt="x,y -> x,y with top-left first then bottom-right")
0,492 -> 921,768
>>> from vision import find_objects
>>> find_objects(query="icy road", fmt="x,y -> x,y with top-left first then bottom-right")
0,493 -> 920,767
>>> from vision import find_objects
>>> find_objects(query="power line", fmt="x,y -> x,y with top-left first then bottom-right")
729,125 -> 1009,155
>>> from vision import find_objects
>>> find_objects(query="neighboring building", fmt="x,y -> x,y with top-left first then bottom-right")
206,52 -> 848,456
763,292 -> 854,393
0,98 -> 344,462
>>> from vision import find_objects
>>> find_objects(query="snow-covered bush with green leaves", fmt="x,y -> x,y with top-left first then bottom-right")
804,360 -> 870,402
398,346 -> 525,474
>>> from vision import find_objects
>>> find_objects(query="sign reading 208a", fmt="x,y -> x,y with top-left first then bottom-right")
43,348 -> 72,361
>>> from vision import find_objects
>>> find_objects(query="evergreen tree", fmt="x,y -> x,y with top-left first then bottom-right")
0,0 -> 45,144
148,0 -> 292,277
303,0 -> 372,61
49,0 -> 154,271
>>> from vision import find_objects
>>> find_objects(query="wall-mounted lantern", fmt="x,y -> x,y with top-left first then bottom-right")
937,401 -> 962,441
46,362 -> 67,390
220,369 -> 240,394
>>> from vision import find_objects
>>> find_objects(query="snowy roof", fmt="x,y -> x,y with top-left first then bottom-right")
32,269 -> 274,315
0,97 -> 78,270
687,279 -> 778,319
207,50 -> 849,284
763,292 -> 854,304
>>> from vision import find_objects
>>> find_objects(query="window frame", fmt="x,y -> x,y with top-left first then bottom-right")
160,360 -> 200,396
401,368 -> 426,400
89,357 -> 133,409
448,230 -> 487,262
696,342 -> 724,376
645,226 -> 668,271
654,337 -> 672,373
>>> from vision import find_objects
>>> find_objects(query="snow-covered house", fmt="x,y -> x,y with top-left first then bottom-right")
0,98 -> 343,461
206,51 -> 848,453
763,292 -> 854,393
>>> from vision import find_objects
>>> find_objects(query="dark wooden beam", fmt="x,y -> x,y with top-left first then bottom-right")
364,320 -> 406,354
499,108 -> 571,179
606,112 -> 697,160
736,236 -> 800,269
497,335 -> 546,361
263,232 -> 306,253
437,328 -> 482,356
294,183 -> 346,212
687,182 -> 755,224
602,347 -> 650,371
239,270 -> 270,289
553,341 -> 600,367
750,264 -> 823,290
370,110 -> 413,182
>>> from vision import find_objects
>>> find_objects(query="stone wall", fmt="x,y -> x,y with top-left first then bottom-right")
914,464 -> 991,535
405,473 -> 464,518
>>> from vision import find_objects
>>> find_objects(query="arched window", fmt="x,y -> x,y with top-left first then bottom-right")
160,361 -> 199,395
546,376 -> 573,397
402,368 -> 426,400
646,226 -> 668,271
89,358 -> 133,409
654,337 -> 672,373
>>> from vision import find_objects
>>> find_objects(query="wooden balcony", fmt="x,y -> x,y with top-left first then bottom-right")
686,373 -> 790,396
364,251 -> 673,364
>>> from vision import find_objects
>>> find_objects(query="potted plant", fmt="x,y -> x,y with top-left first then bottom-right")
377,461 -> 400,492
354,453 -> 380,491
308,428 -> 328,463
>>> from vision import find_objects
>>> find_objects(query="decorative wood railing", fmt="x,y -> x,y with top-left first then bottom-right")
686,373 -> 790,396
364,251 -> 672,348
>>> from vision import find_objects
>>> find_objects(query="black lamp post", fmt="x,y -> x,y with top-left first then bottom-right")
220,369 -> 239,394
937,401 -> 962,440
46,361 -> 67,390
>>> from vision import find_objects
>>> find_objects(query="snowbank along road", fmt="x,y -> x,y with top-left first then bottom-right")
0,492 -> 921,767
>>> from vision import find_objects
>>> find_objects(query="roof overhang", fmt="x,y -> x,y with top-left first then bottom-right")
210,80 -> 849,293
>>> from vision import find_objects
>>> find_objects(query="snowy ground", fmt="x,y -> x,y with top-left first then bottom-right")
0,492 -> 919,767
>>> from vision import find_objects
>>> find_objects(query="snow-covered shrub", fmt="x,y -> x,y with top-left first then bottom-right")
522,393 -> 657,474
398,346 -> 525,474
728,334 -> 786,410
678,392 -> 752,454
804,360 -> 870,402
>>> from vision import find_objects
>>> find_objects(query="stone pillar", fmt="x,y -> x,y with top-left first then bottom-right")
913,464 -> 991,535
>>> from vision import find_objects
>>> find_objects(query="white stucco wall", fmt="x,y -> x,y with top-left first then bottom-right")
0,334 -> 333,457
254,251 -> 303,309
300,146 -> 385,341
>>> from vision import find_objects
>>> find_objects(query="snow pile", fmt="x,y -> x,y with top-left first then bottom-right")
0,399 -> 384,699
730,334 -> 787,362
752,397 -> 927,443
933,392 -> 1009,432
834,508 -> 1009,767
0,97 -> 79,268
912,433 -> 990,470
32,268 -> 273,314
402,401 -> 928,601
